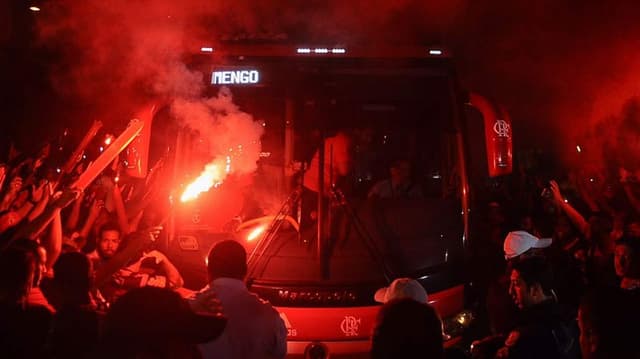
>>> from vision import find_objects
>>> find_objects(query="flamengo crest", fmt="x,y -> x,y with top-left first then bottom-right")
340,316 -> 361,337
493,119 -> 510,138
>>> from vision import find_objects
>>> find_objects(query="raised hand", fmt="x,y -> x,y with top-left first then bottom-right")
142,249 -> 167,264
9,176 -> 23,193
30,181 -> 48,203
549,180 -> 564,203
52,188 -> 82,209
147,225 -> 163,242
89,198 -> 105,216
0,176 -> 23,211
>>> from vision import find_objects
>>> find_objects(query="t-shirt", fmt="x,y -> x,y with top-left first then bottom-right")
303,132 -> 352,194
90,250 -> 170,303
190,278 -> 287,359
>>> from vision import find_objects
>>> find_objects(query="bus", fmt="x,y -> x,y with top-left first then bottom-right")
160,43 -> 513,358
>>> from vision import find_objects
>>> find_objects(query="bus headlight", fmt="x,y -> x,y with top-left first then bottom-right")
442,310 -> 475,340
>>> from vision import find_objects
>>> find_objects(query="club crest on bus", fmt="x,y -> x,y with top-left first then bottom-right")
340,316 -> 361,337
493,119 -> 510,138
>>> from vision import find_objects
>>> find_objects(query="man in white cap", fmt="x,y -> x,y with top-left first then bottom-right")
374,277 -> 428,303
503,229 -> 584,321
503,230 -> 552,260
482,230 -> 553,335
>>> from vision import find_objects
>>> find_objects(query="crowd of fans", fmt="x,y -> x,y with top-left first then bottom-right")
464,161 -> 640,359
0,133 -> 283,358
0,137 -> 208,357
1,133 -> 640,359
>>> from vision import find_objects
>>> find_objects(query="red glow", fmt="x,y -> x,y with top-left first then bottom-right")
181,162 -> 224,202
247,225 -> 266,241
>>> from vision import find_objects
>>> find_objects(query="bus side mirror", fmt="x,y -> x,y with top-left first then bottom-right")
467,93 -> 513,177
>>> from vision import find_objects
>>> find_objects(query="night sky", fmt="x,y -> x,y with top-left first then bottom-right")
3,0 -> 640,171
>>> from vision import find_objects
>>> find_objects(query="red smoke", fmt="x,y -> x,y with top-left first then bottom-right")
33,0 -> 640,175
34,0 -> 465,125
446,1 -> 640,172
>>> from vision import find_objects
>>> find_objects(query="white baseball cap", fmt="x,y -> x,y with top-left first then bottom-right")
374,277 -> 428,303
503,230 -> 552,259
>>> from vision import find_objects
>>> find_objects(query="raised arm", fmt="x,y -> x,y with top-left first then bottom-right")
26,182 -> 50,222
112,183 -> 131,235
65,190 -> 85,232
45,208 -> 63,272
0,176 -> 23,211
5,188 -> 79,246
550,180 -> 589,236
574,175 -> 600,213
3,182 -> 50,234
79,199 -> 104,239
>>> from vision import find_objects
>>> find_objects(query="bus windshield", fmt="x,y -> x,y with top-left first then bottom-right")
178,53 -> 466,295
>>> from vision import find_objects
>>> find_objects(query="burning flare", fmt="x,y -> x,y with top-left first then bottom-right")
180,159 -> 229,202
247,225 -> 266,242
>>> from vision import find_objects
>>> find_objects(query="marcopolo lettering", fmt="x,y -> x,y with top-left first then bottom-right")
211,70 -> 260,85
